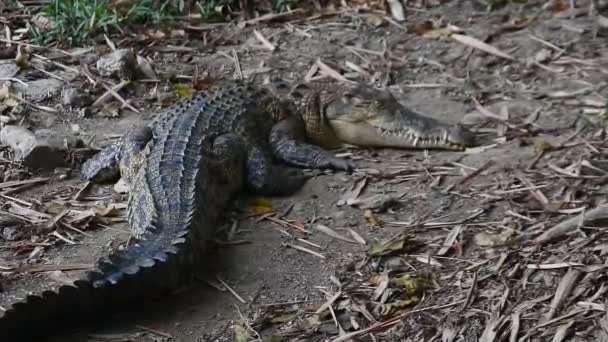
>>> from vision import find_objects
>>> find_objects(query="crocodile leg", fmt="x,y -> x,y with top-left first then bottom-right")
118,126 -> 154,186
269,116 -> 355,172
80,142 -> 123,183
207,133 -> 247,190
244,144 -> 311,196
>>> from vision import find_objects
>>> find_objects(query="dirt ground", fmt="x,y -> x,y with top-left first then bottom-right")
2,0 -> 608,341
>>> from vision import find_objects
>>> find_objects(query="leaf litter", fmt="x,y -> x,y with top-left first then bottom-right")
1,0 -> 608,341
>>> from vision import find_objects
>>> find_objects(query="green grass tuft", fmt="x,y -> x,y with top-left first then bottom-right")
29,0 -> 294,47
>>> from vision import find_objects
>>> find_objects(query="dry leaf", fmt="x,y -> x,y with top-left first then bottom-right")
94,205 -> 120,217
450,33 -> 516,61
313,224 -> 357,243
174,84 -> 195,97
474,230 -> 513,247
551,0 -> 569,13
136,54 -> 157,79
349,194 -> 398,211
250,197 -> 274,215
372,273 -> 390,301
46,203 -> 68,215
414,255 -> 444,267
145,29 -> 166,39
368,234 -> 417,257
422,27 -> 451,39
339,177 -> 368,206
368,274 -> 386,286
393,274 -> 429,296
364,209 -> 383,228
8,203 -> 50,221
15,46 -> 31,69
413,20 -> 436,35
386,0 -> 405,21
170,29 -> 186,38
348,228 -> 367,245
534,140 -> 558,154
114,177 -> 130,194
233,323 -> 254,342
0,84 -> 19,107
366,15 -> 385,27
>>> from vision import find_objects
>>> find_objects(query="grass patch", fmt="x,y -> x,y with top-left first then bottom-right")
28,0 -> 298,47
32,0 -> 192,46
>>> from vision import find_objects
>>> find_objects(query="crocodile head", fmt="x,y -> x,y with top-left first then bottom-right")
323,84 -> 476,150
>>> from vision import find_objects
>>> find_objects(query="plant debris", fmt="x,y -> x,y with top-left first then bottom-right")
1,0 -> 608,341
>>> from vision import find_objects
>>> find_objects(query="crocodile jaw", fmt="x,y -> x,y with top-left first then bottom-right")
321,84 -> 476,150
328,113 -> 475,151
330,120 -> 471,151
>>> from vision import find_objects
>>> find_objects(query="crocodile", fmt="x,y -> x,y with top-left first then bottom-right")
81,80 -> 476,184
0,79 -> 476,340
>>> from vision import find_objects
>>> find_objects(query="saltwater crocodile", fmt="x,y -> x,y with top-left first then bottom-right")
82,79 -> 476,184
0,79 -> 476,340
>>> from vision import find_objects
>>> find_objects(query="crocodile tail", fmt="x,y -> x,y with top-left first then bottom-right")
0,273 -> 113,339
0,222 -> 194,340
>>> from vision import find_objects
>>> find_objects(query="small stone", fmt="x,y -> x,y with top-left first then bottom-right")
62,87 -> 93,108
9,103 -> 28,117
31,13 -> 54,32
0,125 -> 80,170
0,61 -> 18,76
96,49 -> 137,79
113,177 -> 131,194
385,257 -> 406,268
34,128 -> 84,150
76,107 -> 93,119
2,226 -> 21,241
17,78 -> 63,103
348,194 -> 399,211
29,111 -> 57,128
70,124 -> 81,135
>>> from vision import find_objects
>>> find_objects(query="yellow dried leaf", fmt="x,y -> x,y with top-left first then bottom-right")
393,274 -> 429,296
0,84 -> 9,100
552,0 -> 569,12
233,324 -> 253,342
422,27 -> 451,40
364,209 -> 383,228
145,29 -> 166,39
0,84 -> 19,107
365,15 -> 385,28
368,234 -> 418,257
413,20 -> 435,35
46,203 -> 68,215
534,140 -> 557,153
368,274 -> 385,286
391,297 -> 420,308
174,84 -> 194,97
474,230 -> 513,247
15,46 -> 31,69
250,197 -> 274,215
269,313 -> 299,324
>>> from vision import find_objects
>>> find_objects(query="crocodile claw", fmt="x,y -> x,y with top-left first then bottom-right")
320,157 -> 356,173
